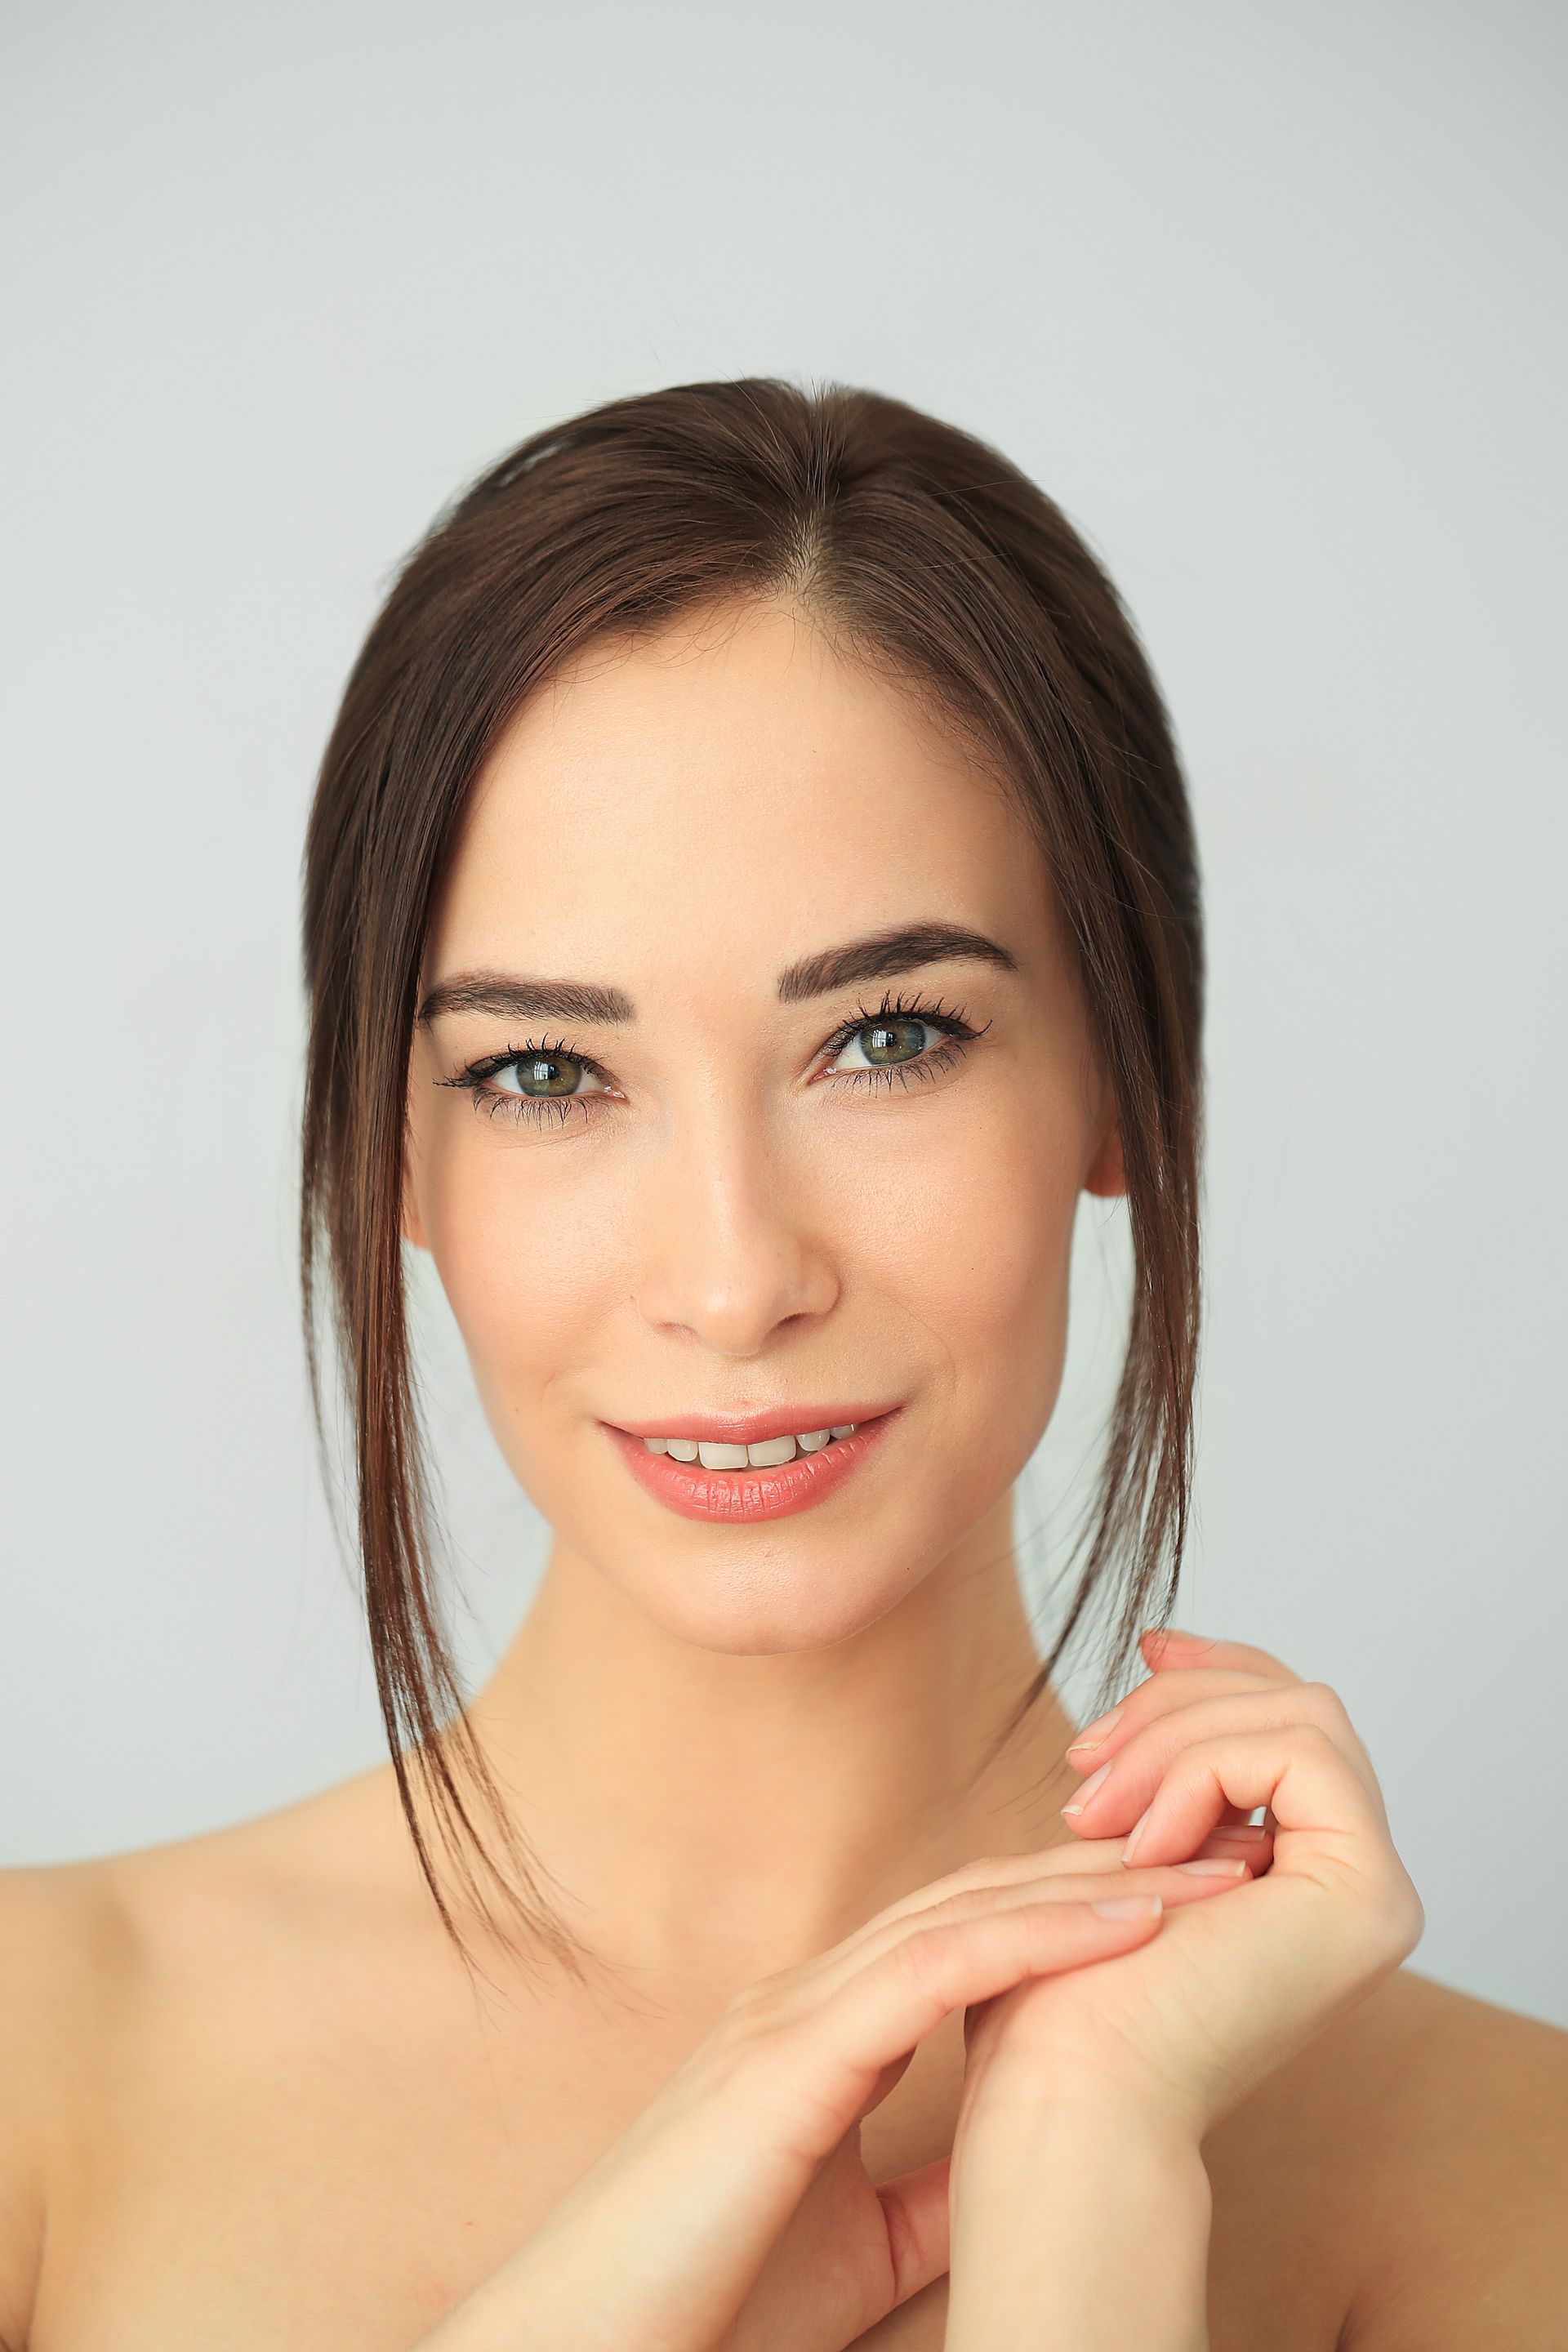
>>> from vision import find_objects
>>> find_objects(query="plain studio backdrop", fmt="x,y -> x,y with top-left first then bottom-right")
2,1 -> 1564,2029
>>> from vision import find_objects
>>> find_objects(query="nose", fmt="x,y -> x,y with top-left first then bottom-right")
631,1095 -> 840,1357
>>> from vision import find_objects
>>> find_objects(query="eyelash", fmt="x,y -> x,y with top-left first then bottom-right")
437,990 -> 990,1130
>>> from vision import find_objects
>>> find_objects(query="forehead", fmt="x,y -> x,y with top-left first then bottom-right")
425,596 -> 1056,991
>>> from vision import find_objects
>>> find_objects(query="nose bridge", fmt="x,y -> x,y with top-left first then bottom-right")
635,1066 -> 835,1354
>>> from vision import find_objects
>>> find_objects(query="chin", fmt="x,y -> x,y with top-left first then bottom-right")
612,1552 -> 930,1656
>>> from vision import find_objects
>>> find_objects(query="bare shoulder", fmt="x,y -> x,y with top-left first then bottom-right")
1338,1969 -> 1568,2350
0,1855 -> 146,2350
0,1766 -> 416,2350
1206,1965 -> 1568,2352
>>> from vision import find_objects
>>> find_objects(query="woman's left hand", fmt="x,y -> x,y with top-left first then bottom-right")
955,1628 -> 1427,2150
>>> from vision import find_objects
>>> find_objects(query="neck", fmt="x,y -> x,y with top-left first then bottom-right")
461,1486 -> 1081,2000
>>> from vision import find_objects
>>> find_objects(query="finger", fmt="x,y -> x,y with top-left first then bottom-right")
1139,1628 -> 1301,1685
737,2148 -> 953,2350
875,2156 -> 952,2310
769,1898 -> 1168,2157
1059,1686 -> 1383,1846
1109,1726 -> 1390,1877
808,1849 -> 1194,2007
819,1828 -> 1171,1951
812,1846 -> 1118,1966
1195,1819 -> 1275,1871
1067,1668 -> 1287,1766
973,1861 -> 1254,1912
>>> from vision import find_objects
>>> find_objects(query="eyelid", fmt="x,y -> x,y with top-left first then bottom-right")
441,990 -> 988,1118
816,990 -> 983,1068
448,1036 -> 612,1085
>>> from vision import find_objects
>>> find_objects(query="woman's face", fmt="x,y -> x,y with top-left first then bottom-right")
404,596 -> 1124,1653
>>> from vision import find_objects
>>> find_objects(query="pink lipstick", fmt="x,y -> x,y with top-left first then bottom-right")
601,1405 -> 902,1524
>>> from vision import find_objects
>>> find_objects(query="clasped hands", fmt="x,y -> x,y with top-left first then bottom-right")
415,1629 -> 1424,2352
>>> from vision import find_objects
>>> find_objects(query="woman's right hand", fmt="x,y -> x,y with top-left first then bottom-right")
413,1834 -> 1264,2352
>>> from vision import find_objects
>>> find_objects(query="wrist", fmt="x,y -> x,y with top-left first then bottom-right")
960,2066 -> 1208,2173
947,2096 -> 1211,2352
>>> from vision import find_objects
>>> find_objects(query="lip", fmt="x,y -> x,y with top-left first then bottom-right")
602,1405 -> 903,1525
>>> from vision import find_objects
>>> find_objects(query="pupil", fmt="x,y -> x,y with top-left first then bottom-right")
865,1018 -> 923,1064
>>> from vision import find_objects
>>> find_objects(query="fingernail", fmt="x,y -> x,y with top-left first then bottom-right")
1209,1822 -> 1268,1842
1091,1894 -> 1162,1921
1120,1805 -> 1153,1863
1060,1760 -> 1114,1817
1176,1858 -> 1248,1877
1067,1706 -> 1122,1754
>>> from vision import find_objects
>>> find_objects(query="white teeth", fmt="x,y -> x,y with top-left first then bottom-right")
641,1423 -> 860,1465
746,1434 -> 798,1468
697,1441 -> 751,1469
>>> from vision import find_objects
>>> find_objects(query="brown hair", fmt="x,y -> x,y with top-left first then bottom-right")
301,376 -> 1204,1971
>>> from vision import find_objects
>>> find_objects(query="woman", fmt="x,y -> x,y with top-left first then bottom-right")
2,379 -> 1563,2350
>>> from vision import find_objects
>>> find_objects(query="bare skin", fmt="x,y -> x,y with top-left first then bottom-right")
4,598 -> 1565,2348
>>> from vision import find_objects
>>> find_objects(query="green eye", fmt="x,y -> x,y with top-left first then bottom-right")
831,1018 -> 933,1071
493,1049 -> 596,1098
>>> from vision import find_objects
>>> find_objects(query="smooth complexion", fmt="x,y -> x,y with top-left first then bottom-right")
401,592 -> 1125,2002
7,594 -> 1566,2352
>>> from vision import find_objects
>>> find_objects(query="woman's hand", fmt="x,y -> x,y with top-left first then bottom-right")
957,1627 -> 1426,2151
942,1631 -> 1423,2350
413,1838 -> 1253,2352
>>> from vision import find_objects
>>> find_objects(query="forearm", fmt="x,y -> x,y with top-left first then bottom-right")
944,2097 -> 1211,2352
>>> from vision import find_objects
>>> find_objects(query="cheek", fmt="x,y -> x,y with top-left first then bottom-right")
416,1137 -> 617,1432
848,1096 -> 1081,1435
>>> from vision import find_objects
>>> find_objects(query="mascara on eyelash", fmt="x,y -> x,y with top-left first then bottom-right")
826,987 -> 978,1047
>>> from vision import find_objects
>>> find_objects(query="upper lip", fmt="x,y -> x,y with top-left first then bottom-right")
608,1403 -> 901,1444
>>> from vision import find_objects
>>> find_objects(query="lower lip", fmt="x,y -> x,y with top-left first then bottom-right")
602,1411 -> 902,1525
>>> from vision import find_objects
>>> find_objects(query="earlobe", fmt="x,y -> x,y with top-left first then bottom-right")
1083,1117 -> 1128,1200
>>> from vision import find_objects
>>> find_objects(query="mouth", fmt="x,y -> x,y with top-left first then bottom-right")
601,1405 -> 903,1525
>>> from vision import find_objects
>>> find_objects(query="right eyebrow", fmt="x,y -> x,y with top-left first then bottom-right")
415,974 -> 635,1027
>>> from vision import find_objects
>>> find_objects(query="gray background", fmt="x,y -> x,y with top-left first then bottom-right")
2,1 -> 1564,2028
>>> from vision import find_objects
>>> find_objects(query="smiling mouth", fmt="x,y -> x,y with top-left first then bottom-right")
637,1423 -> 862,1469
602,1407 -> 903,1524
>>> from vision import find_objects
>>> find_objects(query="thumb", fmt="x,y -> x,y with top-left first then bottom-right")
876,2155 -> 952,2305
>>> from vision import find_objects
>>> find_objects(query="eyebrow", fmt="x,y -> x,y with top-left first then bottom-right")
416,920 -> 1018,1027
777,920 -> 1018,1004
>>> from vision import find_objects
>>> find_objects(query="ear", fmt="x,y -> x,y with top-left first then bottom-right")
1083,1113 -> 1127,1199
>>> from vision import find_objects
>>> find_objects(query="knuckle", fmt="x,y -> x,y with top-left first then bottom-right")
1380,1874 -> 1427,1957
1299,1680 -> 1352,1732
1288,1718 -> 1339,1763
893,1922 -> 961,2006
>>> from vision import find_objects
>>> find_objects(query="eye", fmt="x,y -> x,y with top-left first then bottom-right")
818,992 -> 987,1094
438,1036 -> 613,1126
827,1014 -> 943,1073
488,1046 -> 606,1102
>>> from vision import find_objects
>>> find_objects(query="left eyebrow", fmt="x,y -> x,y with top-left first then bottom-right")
775,920 -> 1019,1004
